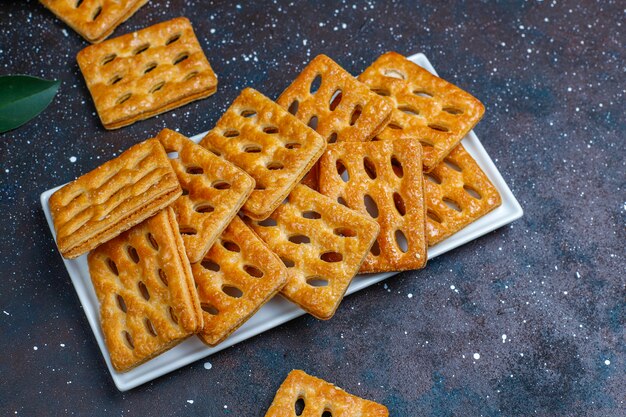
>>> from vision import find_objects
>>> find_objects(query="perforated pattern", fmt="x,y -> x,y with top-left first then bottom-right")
247,184 -> 379,320
157,129 -> 254,263
77,17 -> 218,129
49,138 -> 181,259
424,144 -> 501,246
359,52 -> 485,172
87,208 -> 202,372
191,217 -> 286,346
40,0 -> 148,43
200,88 -> 326,220
264,370 -> 389,417
318,139 -> 427,273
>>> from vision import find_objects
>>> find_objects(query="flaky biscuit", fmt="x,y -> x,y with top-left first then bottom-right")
359,52 -> 485,171
49,138 -> 181,259
200,88 -> 326,220
77,17 -> 217,129
87,208 -> 203,372
265,370 -> 389,417
246,184 -> 379,320
318,139 -> 427,273
156,129 -> 254,263
424,144 -> 501,245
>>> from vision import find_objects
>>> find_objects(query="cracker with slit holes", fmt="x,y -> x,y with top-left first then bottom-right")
87,208 -> 203,372
49,138 -> 181,259
77,17 -> 218,129
264,370 -> 389,417
246,184 -> 379,320
191,217 -> 287,346
276,54 -> 394,189
40,0 -> 149,44
318,139 -> 427,273
200,88 -> 326,220
359,52 -> 485,172
157,129 -> 255,263
424,144 -> 501,246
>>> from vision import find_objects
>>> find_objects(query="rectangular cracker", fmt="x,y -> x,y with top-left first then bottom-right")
40,0 -> 148,43
358,52 -> 485,172
318,139 -> 427,273
157,129 -> 255,263
49,138 -> 181,259
191,217 -> 287,346
87,207 -> 203,372
246,184 -> 379,320
424,144 -> 502,246
200,88 -> 326,220
77,17 -> 218,129
265,370 -> 389,417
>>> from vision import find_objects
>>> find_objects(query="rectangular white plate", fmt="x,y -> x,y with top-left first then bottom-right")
40,53 -> 523,391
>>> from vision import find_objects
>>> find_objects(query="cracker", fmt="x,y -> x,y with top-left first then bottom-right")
359,52 -> 485,172
39,0 -> 148,44
77,17 -> 218,129
87,208 -> 203,372
191,217 -> 286,346
157,129 -> 254,263
49,138 -> 181,259
265,370 -> 389,417
246,184 -> 379,320
200,88 -> 326,220
424,144 -> 501,246
318,139 -> 427,273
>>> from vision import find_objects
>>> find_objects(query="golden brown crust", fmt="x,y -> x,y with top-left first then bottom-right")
246,184 -> 379,320
49,138 -> 181,259
264,370 -> 389,417
200,88 -> 326,220
87,208 -> 203,372
191,217 -> 287,346
318,139 -> 427,273
358,52 -> 485,172
76,17 -> 218,129
156,129 -> 255,263
424,144 -> 502,245
39,0 -> 149,43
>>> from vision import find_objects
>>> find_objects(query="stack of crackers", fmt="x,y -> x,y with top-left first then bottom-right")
49,48 -> 501,373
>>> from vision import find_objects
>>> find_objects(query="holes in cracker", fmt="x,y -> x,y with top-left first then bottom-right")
201,303 -> 219,316
391,156 -> 404,178
158,269 -> 168,286
144,62 -> 158,74
334,227 -> 356,237
370,239 -> 381,256
413,89 -> 433,98
364,194 -> 379,218
150,81 -> 166,94
75,0 -> 83,7
322,411 -> 333,417
101,54 -> 116,66
328,132 -> 338,143
223,129 -> 240,138
91,6 -> 102,21
213,180 -> 231,190
116,294 -> 127,313
207,148 -> 221,157
173,52 -> 189,65
320,251 -> 343,263
127,246 -> 140,263
116,93 -> 132,105
395,230 -> 409,253
222,285 -> 243,298
285,142 -> 301,150
263,126 -> 279,134
384,69 -> 406,80
201,259 -> 220,272
181,188 -> 189,196
388,122 -> 403,130
428,124 -> 450,132
258,218 -> 277,227
337,196 -> 348,207
307,115 -> 318,130
254,183 -> 266,190
372,87 -> 390,96
295,397 -> 306,415
302,210 -> 321,219
289,234 -> 310,244
184,71 -> 199,81
306,276 -> 329,287
288,100 -> 299,115
122,331 -> 134,349
109,75 -> 123,85
195,204 -> 215,214
186,166 -> 204,175
169,306 -> 178,325
393,192 -> 406,216
180,227 -> 198,235
443,197 -> 462,212
336,159 -> 349,182
443,158 -> 462,172
464,184 -> 482,199
138,281 -> 150,301
144,318 -> 157,337
309,74 -> 322,94
267,161 -> 284,171
420,140 -> 434,150
281,257 -> 295,268
425,173 -> 441,184
244,265 -> 264,278
106,258 -> 119,275
240,109 -> 257,118
329,89 -> 343,111
427,209 -> 442,223
166,33 -> 182,46
146,233 -> 159,250
221,240 -> 241,252
363,157 -> 377,179
133,43 -> 150,55
398,105 -> 420,116
350,105 -> 362,125
443,107 -> 464,115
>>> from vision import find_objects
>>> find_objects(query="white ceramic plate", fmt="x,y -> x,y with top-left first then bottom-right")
40,53 -> 523,391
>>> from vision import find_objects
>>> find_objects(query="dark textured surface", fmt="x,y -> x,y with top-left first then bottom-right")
1,1 -> 624,415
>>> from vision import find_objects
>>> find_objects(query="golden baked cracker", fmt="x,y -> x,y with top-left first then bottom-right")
39,0 -> 148,43
87,208 -> 203,372
77,17 -> 218,129
359,52 -> 485,172
156,129 -> 254,263
49,138 -> 181,259
318,139 -> 427,273
200,88 -> 326,220
265,370 -> 389,417
191,217 -> 286,346
424,144 -> 501,246
246,184 -> 379,320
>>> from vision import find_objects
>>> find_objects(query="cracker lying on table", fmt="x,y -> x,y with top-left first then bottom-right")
318,139 -> 427,273
87,208 -> 203,372
191,217 -> 286,346
246,184 -> 379,320
157,129 -> 254,263
77,17 -> 217,129
39,0 -> 148,44
49,138 -> 181,259
359,52 -> 485,172
264,370 -> 389,417
200,88 -> 326,220
424,144 -> 501,246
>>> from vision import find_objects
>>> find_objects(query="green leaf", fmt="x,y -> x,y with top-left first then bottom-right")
0,75 -> 61,133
